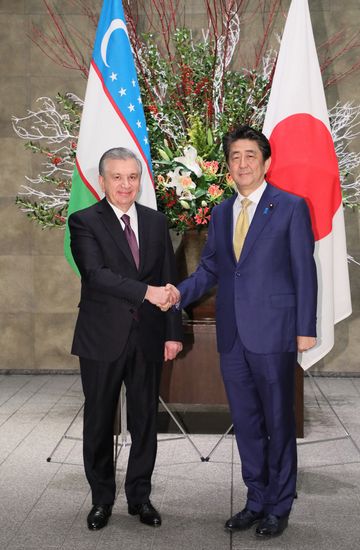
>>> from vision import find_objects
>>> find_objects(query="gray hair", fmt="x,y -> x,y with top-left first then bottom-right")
98,147 -> 143,177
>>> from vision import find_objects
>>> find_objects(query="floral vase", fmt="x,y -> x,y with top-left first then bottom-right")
172,229 -> 216,320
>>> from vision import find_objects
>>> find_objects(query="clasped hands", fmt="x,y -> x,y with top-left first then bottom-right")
145,283 -> 180,311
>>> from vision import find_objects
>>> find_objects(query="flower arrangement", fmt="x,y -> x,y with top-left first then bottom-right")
133,22 -> 271,232
12,0 -> 360,231
154,141 -> 233,232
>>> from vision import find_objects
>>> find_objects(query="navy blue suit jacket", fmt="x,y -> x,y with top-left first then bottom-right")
178,183 -> 317,354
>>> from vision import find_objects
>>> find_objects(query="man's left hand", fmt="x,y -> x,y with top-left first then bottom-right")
164,341 -> 183,361
297,336 -> 316,353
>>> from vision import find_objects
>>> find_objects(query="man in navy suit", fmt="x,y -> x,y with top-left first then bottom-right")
69,147 -> 182,531
176,125 -> 317,537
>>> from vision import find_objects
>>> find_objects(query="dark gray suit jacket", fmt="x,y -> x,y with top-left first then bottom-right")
69,198 -> 183,362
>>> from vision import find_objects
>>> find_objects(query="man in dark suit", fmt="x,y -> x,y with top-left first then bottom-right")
69,147 -> 183,531
176,125 -> 317,538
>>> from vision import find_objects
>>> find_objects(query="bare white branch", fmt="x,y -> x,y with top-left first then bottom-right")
12,97 -> 77,143
329,102 -> 360,204
18,185 -> 69,209
213,11 -> 241,123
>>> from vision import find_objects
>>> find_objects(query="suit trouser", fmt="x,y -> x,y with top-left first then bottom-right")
220,335 -> 297,517
79,322 -> 162,506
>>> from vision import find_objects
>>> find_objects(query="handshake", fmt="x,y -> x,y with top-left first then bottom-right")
145,283 -> 181,312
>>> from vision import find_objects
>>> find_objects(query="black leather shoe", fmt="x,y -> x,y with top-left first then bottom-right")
255,513 -> 288,537
87,504 -> 112,530
128,501 -> 161,526
225,508 -> 264,531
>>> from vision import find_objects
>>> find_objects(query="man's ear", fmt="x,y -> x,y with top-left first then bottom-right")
265,156 -> 271,173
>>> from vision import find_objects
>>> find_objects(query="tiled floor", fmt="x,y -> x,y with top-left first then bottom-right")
1,374 -> 360,549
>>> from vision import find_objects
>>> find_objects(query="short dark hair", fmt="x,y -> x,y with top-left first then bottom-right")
223,125 -> 271,163
98,147 -> 143,176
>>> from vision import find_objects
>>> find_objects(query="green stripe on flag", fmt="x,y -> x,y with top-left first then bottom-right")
64,166 -> 99,276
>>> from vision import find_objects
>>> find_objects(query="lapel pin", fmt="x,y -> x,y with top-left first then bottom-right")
263,203 -> 274,215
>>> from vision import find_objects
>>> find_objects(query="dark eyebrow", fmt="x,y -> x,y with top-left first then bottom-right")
230,148 -> 257,156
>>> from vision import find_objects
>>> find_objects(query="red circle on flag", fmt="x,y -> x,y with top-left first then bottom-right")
266,113 -> 342,241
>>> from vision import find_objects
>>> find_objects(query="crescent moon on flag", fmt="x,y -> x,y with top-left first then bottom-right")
101,18 -> 129,68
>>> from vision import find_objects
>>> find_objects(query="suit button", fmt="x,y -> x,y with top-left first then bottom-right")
235,272 -> 241,277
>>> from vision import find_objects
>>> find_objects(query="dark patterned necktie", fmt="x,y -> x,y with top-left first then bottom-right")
121,214 -> 139,269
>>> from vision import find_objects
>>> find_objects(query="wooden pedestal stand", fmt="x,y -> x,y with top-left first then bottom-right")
160,320 -> 304,438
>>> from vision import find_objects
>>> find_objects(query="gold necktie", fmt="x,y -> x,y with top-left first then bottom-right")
233,198 -> 252,260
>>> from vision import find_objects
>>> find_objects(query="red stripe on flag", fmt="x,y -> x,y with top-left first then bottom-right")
91,60 -> 155,189
75,157 -> 101,201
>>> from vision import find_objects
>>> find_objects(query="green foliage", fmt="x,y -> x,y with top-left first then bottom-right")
135,28 -> 271,231
137,28 -> 267,153
187,117 -> 217,159
15,197 -> 67,228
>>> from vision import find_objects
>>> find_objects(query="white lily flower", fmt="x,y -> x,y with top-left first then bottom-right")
180,189 -> 196,201
174,145 -> 203,177
166,166 -> 183,196
166,166 -> 182,185
166,167 -> 196,196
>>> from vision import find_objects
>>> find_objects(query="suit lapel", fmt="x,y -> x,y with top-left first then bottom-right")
222,194 -> 237,262
96,198 -> 137,268
136,203 -> 149,273
238,183 -> 280,266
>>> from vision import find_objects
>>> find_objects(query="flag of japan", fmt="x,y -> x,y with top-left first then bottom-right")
262,0 -> 352,369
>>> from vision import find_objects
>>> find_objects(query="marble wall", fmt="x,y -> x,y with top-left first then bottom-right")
0,0 -> 359,373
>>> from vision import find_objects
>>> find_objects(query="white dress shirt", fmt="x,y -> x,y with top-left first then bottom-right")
232,181 -> 267,238
106,200 -> 139,246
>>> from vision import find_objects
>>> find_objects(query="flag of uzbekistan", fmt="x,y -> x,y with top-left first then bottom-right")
64,0 -> 156,274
